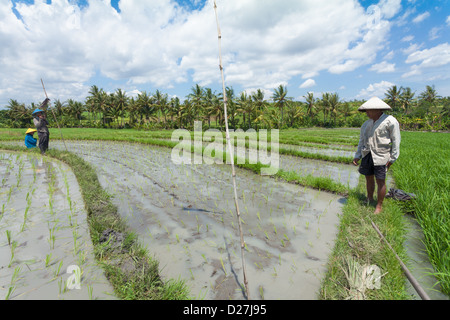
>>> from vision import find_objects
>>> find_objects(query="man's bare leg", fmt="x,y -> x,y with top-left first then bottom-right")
365,175 -> 375,203
375,178 -> 387,214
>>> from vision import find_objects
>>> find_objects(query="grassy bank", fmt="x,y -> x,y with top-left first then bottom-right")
0,143 -> 191,300
392,131 -> 449,295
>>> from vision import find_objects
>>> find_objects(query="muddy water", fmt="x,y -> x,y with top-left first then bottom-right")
46,140 -> 345,300
0,152 -> 115,300
403,215 -> 449,300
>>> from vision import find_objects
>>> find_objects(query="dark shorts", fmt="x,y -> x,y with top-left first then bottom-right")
358,153 -> 386,180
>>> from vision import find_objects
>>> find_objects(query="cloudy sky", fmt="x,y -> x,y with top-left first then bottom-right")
1,0 -> 449,108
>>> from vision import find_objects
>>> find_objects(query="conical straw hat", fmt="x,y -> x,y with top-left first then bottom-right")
358,97 -> 392,112
26,128 -> 37,134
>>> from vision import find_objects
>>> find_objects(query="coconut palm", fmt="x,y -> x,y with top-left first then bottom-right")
152,90 -> 169,124
6,99 -> 32,127
400,87 -> 415,114
340,102 -> 357,123
272,85 -> 292,128
320,92 -> 331,124
328,93 -> 340,126
251,89 -> 268,129
137,91 -> 155,123
286,102 -> 304,127
304,92 -> 316,118
385,85 -> 403,112
67,99 -> 85,125
188,84 -> 205,123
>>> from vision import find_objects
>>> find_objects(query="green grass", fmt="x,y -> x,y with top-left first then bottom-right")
318,181 -> 410,300
392,131 -> 450,295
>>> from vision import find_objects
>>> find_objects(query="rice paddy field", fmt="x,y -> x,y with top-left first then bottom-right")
0,127 -> 448,300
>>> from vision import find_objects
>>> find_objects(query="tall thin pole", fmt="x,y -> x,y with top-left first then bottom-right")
40,79 -> 68,152
370,220 -> 430,300
213,0 -> 250,299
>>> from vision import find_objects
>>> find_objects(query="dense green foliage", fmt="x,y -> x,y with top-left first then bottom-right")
1,84 -> 449,131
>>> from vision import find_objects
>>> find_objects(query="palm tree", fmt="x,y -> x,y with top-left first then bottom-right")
328,93 -> 340,126
419,85 -> 440,115
53,99 -> 66,118
272,85 -> 292,128
400,87 -> 415,114
6,99 -> 32,127
225,87 -> 238,129
137,91 -> 155,123
251,89 -> 268,129
385,85 -> 403,112
340,102 -> 356,123
159,94 -> 169,127
188,84 -> 205,123
67,99 -> 85,125
87,85 -> 102,122
237,92 -> 252,129
286,102 -> 304,127
113,88 -> 128,126
304,92 -> 316,118
320,92 -> 331,124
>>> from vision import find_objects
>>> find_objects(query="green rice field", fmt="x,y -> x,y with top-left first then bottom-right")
1,127 -> 448,300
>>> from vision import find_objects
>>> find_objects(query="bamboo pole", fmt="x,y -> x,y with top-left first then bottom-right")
370,219 -> 431,300
40,79 -> 68,152
213,0 -> 250,299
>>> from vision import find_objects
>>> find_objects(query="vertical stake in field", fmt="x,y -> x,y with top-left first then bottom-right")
40,79 -> 68,152
213,0 -> 250,299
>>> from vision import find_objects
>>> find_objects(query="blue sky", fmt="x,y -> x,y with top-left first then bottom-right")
1,0 -> 449,108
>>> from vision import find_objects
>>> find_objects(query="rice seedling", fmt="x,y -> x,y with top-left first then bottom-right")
87,285 -> 94,300
6,230 -> 11,246
53,260 -> 63,279
8,240 -> 18,267
45,253 -> 53,267
5,266 -> 22,300
219,257 -> 228,276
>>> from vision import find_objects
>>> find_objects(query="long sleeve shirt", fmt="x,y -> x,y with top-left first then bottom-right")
354,113 -> 401,166
33,117 -> 49,134
24,134 -> 37,148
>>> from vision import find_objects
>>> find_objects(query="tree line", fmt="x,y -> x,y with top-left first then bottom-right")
1,84 -> 449,131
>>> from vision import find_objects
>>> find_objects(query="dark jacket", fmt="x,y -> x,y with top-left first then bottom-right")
33,117 -> 49,134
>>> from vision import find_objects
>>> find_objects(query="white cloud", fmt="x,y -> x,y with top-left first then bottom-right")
429,27 -> 441,40
401,35 -> 414,42
402,43 -> 423,55
384,50 -> 394,60
369,61 -> 396,73
356,80 -> 394,99
447,15 -> 450,26
403,42 -> 450,79
412,11 -> 430,23
299,79 -> 316,89
0,0 -> 403,105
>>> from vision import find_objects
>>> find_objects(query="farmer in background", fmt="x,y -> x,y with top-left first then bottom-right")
32,97 -> 51,155
24,128 -> 37,148
352,97 -> 401,215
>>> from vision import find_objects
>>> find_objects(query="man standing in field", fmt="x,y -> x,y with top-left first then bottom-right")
32,98 -> 51,155
352,97 -> 401,214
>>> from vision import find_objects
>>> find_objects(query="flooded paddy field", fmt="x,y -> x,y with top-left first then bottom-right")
0,152 -> 114,300
42,140 -> 346,299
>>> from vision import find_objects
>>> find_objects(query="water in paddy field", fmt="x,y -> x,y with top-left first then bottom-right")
45,140 -> 346,299
0,152 -> 114,300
